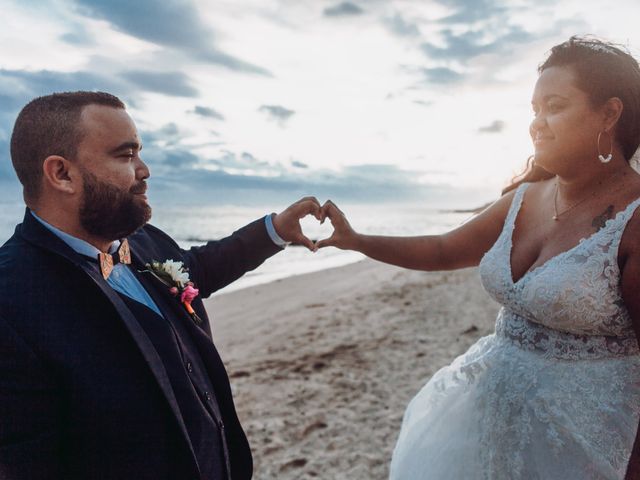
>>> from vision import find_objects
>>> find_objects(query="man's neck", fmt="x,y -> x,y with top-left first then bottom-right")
30,207 -> 115,253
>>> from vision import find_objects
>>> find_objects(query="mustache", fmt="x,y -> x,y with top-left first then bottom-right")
129,182 -> 147,195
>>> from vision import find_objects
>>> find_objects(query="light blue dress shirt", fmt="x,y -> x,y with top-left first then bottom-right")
31,212 -> 286,318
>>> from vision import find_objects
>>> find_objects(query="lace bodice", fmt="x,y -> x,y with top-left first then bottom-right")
479,182 -> 640,358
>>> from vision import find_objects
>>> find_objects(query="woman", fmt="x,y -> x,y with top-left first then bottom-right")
317,37 -> 640,479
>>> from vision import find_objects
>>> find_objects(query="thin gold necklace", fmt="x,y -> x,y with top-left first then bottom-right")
552,171 -> 624,221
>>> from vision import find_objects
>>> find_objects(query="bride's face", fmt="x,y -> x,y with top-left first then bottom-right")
530,65 -> 606,174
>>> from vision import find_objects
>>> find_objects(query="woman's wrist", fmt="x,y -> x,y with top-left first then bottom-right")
349,232 -> 365,252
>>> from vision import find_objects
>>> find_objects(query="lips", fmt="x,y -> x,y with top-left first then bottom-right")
533,136 -> 553,145
130,183 -> 147,195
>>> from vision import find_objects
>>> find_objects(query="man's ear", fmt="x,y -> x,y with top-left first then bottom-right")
42,155 -> 80,195
602,96 -> 624,132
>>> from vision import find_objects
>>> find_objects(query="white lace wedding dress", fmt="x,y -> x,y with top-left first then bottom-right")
389,183 -> 640,479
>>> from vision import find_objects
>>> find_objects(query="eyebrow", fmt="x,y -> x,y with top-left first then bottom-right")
543,94 -> 569,101
532,94 -> 569,104
108,142 -> 142,155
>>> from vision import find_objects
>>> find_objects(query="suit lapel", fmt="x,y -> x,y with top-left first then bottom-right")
18,210 -> 199,472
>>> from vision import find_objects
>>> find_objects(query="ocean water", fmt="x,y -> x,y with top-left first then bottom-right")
0,199 -> 477,294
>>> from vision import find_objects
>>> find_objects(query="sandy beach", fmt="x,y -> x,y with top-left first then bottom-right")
205,259 -> 500,480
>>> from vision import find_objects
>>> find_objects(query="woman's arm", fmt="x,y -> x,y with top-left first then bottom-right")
622,254 -> 640,480
619,213 -> 640,480
316,189 -> 517,271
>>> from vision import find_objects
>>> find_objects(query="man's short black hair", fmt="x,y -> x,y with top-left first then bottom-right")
10,91 -> 125,202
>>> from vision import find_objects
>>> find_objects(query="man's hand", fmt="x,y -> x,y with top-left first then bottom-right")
316,200 -> 359,250
272,196 -> 323,251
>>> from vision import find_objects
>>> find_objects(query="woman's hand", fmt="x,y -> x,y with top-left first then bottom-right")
316,200 -> 360,250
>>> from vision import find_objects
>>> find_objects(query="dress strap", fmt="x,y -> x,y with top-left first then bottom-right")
503,183 -> 530,239
609,195 -> 640,252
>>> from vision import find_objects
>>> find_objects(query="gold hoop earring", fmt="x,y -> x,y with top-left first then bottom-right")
597,130 -> 613,163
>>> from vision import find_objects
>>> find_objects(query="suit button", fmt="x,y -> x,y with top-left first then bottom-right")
186,361 -> 193,373
204,391 -> 212,401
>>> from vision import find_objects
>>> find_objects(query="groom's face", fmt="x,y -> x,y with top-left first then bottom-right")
73,105 -> 152,240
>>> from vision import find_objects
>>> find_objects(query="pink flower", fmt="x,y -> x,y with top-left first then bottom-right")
180,285 -> 199,304
169,287 -> 179,296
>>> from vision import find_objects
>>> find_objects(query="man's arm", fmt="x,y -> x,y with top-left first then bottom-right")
182,197 -> 322,297
0,315 -> 61,479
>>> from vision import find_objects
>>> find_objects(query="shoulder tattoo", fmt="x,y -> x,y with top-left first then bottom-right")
592,205 -> 615,231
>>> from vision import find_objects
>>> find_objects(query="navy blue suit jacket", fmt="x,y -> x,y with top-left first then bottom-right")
0,210 -> 281,479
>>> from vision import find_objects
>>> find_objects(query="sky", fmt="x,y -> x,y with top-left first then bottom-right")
2,0 -> 640,208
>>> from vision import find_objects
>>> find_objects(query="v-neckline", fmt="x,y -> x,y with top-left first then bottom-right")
507,183 -> 640,286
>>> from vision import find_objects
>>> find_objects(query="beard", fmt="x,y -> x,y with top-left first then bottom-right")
78,170 -> 152,241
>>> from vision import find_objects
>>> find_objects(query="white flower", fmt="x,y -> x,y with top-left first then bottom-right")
160,259 -> 190,287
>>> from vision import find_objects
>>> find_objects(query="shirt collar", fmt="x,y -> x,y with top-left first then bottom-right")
30,211 -> 120,257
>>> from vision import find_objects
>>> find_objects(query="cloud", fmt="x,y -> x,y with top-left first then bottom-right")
0,130 -> 469,208
291,160 -> 308,169
0,93 -> 26,116
418,0 -> 535,61
478,120 -> 505,133
208,150 -> 271,172
148,161 -> 439,206
117,137 -> 439,205
0,137 -> 15,181
0,67 -> 202,117
420,28 -> 533,62
383,13 -> 420,37
140,148 -> 273,179
0,68 -> 124,98
323,2 -> 364,17
153,149 -> 201,169
0,69 -> 131,133
70,0 -> 270,75
137,123 -> 199,168
58,22 -> 96,46
339,164 -> 418,185
59,31 -> 95,46
416,24 -> 535,86
142,123 -> 182,145
421,67 -> 464,84
133,122 -> 202,173
121,70 -> 198,97
398,1 -> 541,90
259,105 -> 296,126
421,30 -> 491,61
436,0 -> 506,24
191,105 -> 225,120
413,99 -> 434,107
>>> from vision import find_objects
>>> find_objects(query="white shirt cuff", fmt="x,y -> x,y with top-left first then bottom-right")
264,214 -> 289,248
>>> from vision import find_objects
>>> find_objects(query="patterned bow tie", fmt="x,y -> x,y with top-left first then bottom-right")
98,239 -> 131,280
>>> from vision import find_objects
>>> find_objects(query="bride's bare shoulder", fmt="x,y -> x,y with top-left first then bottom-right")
490,178 -> 553,218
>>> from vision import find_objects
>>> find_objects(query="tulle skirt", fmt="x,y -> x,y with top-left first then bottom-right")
389,330 -> 640,480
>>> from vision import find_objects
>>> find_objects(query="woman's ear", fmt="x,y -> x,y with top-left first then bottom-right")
603,96 -> 624,132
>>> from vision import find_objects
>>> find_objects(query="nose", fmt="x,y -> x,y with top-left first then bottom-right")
136,156 -> 150,180
529,114 -> 546,138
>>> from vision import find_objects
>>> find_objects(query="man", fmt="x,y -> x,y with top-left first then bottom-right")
0,91 -> 322,479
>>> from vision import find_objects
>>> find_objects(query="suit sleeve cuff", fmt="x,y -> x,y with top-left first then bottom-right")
264,214 -> 289,248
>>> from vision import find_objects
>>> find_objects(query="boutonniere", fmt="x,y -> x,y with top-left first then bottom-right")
140,259 -> 203,325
